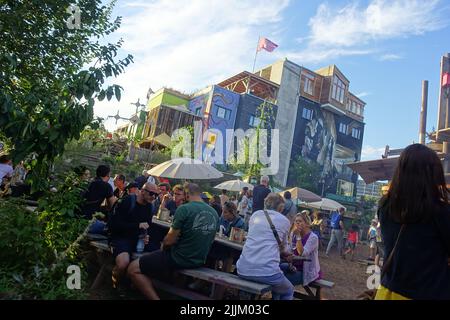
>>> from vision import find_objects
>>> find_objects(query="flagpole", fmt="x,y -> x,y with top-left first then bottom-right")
252,36 -> 260,73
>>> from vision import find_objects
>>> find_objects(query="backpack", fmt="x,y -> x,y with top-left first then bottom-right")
106,194 -> 137,241
282,199 -> 293,216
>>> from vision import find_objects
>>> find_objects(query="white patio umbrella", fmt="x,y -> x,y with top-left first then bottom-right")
279,187 -> 321,203
147,158 -> 223,180
214,179 -> 254,192
306,198 -> 344,211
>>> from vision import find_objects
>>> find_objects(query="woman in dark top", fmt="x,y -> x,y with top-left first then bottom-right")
376,144 -> 450,300
209,195 -> 222,217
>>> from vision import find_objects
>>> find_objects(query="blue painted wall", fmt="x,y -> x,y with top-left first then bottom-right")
189,85 -> 240,163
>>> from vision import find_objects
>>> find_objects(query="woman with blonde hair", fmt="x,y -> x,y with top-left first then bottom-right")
282,210 -> 322,287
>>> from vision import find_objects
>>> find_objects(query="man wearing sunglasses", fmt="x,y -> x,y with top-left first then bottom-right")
109,182 -> 160,288
127,183 -> 218,300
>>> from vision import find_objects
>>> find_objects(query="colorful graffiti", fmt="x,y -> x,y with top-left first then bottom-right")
300,106 -> 358,194
188,86 -> 240,163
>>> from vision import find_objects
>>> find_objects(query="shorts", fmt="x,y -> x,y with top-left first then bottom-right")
139,249 -> 179,279
111,238 -> 152,258
369,240 -> 377,249
376,242 -> 385,258
346,241 -> 356,250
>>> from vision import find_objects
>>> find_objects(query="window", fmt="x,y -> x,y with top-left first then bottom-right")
351,128 -> 361,139
302,107 -> 313,120
339,123 -> 348,134
331,75 -> 346,104
249,115 -> 261,127
194,107 -> 202,116
216,106 -> 231,120
303,73 -> 314,95
337,180 -> 354,197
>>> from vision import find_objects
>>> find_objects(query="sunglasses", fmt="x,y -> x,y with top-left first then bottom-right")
142,189 -> 159,197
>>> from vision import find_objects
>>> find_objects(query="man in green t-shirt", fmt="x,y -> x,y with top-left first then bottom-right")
127,183 -> 218,300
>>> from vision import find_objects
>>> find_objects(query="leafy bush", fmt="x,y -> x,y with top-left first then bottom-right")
0,174 -> 90,299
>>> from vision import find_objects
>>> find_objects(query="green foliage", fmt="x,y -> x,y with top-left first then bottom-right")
0,0 -> 133,191
0,172 -> 91,299
162,125 -> 194,158
0,200 -> 52,272
288,156 -> 322,194
228,100 -> 275,180
359,195 -> 379,227
38,172 -> 89,253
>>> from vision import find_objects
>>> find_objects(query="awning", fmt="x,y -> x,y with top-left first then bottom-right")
141,133 -> 172,148
346,152 -> 450,184
346,157 -> 399,184
153,133 -> 172,147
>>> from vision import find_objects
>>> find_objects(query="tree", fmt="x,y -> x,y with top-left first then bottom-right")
229,100 -> 276,181
0,0 -> 133,190
288,156 -> 322,194
360,195 -> 379,226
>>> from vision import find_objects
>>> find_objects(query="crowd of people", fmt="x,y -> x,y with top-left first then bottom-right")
3,142 -> 449,300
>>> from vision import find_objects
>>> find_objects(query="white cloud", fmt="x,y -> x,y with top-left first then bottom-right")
287,0 -> 447,64
355,91 -> 371,98
361,145 -> 387,161
378,54 -> 403,61
95,0 -> 290,130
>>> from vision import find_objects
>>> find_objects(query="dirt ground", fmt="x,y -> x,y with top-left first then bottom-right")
86,242 -> 375,300
312,243 -> 375,300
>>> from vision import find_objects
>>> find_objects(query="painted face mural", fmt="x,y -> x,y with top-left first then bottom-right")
301,107 -> 358,193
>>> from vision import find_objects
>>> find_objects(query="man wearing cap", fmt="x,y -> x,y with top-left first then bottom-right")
109,182 -> 159,288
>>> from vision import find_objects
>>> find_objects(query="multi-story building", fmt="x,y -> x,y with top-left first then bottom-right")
356,179 -> 387,199
136,59 -> 366,201
188,85 -> 240,163
141,88 -> 200,149
252,59 -> 366,198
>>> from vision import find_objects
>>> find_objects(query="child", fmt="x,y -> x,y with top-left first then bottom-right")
367,220 -> 378,261
344,224 -> 359,261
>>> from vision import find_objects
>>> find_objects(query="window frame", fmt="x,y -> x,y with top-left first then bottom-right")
216,105 -> 231,120
303,73 -> 315,95
351,127 -> 361,139
249,115 -> 261,127
339,123 -> 348,134
302,107 -> 313,120
331,75 -> 346,104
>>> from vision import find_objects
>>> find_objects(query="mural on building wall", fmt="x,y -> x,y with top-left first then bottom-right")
300,107 -> 359,195
189,86 -> 239,163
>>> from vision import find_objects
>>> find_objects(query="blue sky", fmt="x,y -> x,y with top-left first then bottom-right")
96,0 -> 450,160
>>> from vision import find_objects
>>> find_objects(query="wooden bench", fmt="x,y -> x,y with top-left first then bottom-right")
294,279 -> 335,300
176,267 -> 272,300
87,238 -> 271,300
89,240 -> 113,290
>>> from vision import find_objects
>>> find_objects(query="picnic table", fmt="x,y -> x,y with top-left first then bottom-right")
151,216 -> 244,273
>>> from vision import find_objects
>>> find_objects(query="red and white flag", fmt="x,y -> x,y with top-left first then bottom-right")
257,37 -> 278,52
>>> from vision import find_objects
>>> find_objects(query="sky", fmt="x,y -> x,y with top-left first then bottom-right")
94,0 -> 450,161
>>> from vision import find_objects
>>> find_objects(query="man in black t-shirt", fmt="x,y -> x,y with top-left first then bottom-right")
81,165 -> 116,219
252,175 -> 271,213
109,182 -> 160,287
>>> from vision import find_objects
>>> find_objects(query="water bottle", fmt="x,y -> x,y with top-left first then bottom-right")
136,228 -> 146,254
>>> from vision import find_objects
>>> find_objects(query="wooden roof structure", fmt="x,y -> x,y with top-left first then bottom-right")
218,71 -> 279,102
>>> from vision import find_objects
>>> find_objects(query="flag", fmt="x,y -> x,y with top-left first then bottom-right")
257,37 -> 278,52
